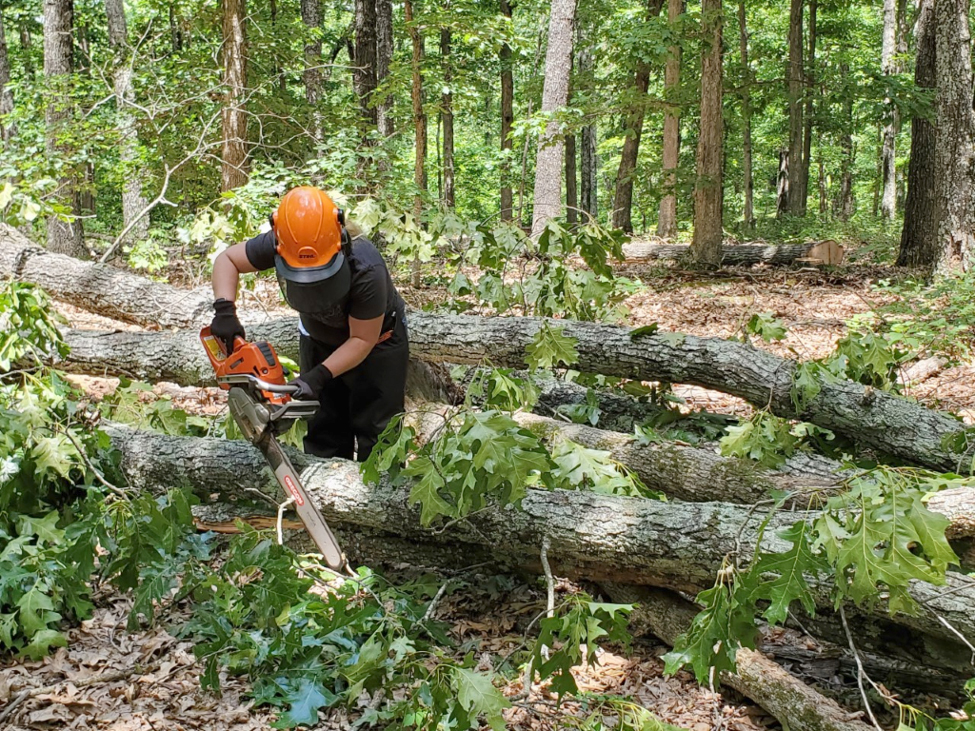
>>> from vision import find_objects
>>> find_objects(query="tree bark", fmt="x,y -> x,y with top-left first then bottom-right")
105,0 -> 149,244
880,0 -> 898,221
690,0 -> 723,267
578,44 -> 597,221
376,0 -> 394,138
405,0 -> 426,224
301,0 -> 323,143
565,132 -> 578,225
622,239 -> 843,265
500,0 -> 514,221
0,7 -> 15,142
530,0 -> 578,236
221,0 -> 248,192
779,0 -> 804,217
58,310 -> 970,473
103,424 -> 975,677
934,0 -> 975,273
611,0 -> 662,233
440,25 -> 455,209
43,0 -> 87,259
737,0 -> 753,229
169,0 -> 182,53
657,0 -> 681,238
799,0 -> 815,216
897,0 -> 938,267
833,66 -> 854,222
601,584 -> 876,731
0,225 -> 211,328
354,0 -> 378,133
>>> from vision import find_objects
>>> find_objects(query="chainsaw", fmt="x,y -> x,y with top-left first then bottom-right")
200,326 -> 349,574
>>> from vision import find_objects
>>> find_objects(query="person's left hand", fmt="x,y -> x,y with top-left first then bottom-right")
290,364 -> 333,400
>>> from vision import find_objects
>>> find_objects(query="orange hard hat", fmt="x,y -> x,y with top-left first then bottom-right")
272,187 -> 344,279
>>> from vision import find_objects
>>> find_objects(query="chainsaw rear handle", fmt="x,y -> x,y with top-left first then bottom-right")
217,372 -> 301,394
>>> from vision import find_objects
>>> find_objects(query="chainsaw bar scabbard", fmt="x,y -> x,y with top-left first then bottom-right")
256,433 -> 349,573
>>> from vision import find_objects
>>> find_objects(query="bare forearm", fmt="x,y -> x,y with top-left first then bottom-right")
323,337 -> 374,377
212,251 -> 241,302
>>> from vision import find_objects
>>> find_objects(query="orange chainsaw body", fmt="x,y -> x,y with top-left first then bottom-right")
200,327 -> 290,405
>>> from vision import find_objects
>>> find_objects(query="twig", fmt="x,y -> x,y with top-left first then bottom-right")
422,580 -> 451,622
0,661 -> 159,724
840,605 -> 884,731
244,486 -> 280,506
277,496 -> 295,545
934,613 -> 975,667
539,536 -> 554,662
58,425 -> 130,500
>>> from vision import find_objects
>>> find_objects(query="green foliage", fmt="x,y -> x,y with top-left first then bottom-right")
830,327 -> 907,391
529,596 -> 634,700
184,531 -> 509,730
718,411 -> 798,469
745,313 -> 787,343
526,323 -> 581,370
0,283 -> 116,657
439,219 -> 640,322
665,467 -> 962,684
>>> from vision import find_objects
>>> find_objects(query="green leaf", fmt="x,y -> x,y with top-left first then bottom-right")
20,629 -> 67,660
748,521 -> 825,624
272,678 -> 337,728
630,323 -> 659,339
451,667 -> 510,731
746,313 -> 788,342
526,323 -> 579,370
16,585 -> 60,636
32,434 -> 78,480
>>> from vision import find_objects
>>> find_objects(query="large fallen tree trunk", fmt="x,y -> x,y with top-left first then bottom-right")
105,425 -> 975,677
0,224 -> 212,329
621,239 -> 845,266
600,583 -> 872,731
63,315 -> 972,472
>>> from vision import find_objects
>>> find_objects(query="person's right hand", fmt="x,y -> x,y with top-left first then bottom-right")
210,298 -> 246,353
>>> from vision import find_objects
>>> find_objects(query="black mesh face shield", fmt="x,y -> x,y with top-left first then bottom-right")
274,254 -> 352,314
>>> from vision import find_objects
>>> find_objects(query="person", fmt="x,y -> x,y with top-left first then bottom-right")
209,186 -> 408,462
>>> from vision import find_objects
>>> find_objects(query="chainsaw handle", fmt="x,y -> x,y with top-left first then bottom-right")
218,373 -> 300,394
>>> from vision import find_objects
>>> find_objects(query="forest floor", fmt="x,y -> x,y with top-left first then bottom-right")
2,250 -> 971,730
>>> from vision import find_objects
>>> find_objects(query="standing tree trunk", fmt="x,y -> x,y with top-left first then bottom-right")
440,24 -> 455,209
935,0 -> 975,272
799,0 -> 815,215
301,0 -> 323,143
779,0 -> 804,217
737,0 -> 753,228
221,0 -> 247,192
43,0 -> 86,258
566,132 -> 578,224
499,0 -> 514,221
169,1 -> 182,53
530,0 -> 578,236
354,0 -> 378,134
405,0 -> 426,224
0,7 -> 14,142
105,0 -> 149,244
612,0 -> 664,232
376,0 -> 394,138
690,0 -> 723,267
657,0 -> 681,237
880,0 -> 898,220
834,65 -> 854,222
897,0 -> 937,267
578,44 -> 597,221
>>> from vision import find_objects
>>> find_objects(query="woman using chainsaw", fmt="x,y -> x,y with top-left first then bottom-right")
208,186 -> 408,462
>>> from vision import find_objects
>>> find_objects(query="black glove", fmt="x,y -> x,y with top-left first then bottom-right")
291,364 -> 333,400
210,298 -> 246,353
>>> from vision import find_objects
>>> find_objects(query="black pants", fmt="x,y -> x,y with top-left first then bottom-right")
298,314 -> 408,462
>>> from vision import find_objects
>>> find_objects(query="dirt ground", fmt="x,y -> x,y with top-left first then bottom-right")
2,255 -> 971,730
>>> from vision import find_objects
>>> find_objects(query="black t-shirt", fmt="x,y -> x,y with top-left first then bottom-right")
245,230 -> 404,345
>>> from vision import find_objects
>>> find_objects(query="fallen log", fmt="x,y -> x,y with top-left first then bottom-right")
104,425 -> 975,676
621,240 -> 845,266
409,406 -> 839,506
600,583 -> 872,731
63,314 -> 972,473
0,224 -> 212,329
